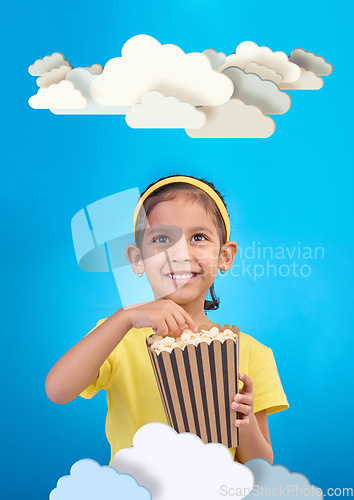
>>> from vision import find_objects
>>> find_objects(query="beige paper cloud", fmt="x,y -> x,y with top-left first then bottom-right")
90,35 -> 233,107
28,80 -> 87,109
36,65 -> 72,88
279,68 -> 324,90
28,52 -> 71,76
244,62 -> 283,84
85,64 -> 103,75
186,99 -> 275,138
126,91 -> 206,129
219,41 -> 301,84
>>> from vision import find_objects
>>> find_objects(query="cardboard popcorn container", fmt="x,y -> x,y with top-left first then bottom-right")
146,323 -> 240,448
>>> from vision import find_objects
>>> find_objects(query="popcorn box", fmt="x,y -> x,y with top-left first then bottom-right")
146,323 -> 240,448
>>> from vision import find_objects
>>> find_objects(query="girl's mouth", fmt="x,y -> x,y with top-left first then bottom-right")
164,272 -> 200,283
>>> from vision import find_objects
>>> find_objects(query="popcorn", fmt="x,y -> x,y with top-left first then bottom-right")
146,322 -> 240,448
149,326 -> 238,354
160,337 -> 175,347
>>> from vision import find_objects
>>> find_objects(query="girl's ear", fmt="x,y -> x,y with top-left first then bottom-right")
126,244 -> 145,275
219,240 -> 238,271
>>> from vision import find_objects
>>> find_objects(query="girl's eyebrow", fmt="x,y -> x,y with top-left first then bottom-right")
144,225 -> 213,238
190,226 -> 213,233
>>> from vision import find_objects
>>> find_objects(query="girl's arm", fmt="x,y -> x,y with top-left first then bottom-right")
45,308 -> 132,405
232,373 -> 274,464
45,299 -> 197,405
235,410 -> 273,464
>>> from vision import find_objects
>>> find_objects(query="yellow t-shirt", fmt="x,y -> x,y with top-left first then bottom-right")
80,319 -> 289,465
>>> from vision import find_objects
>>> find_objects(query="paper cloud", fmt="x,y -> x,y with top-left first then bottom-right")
244,62 -> 283,84
219,41 -> 301,84
203,48 -> 227,70
289,48 -> 333,76
52,68 -> 130,115
186,99 -> 275,138
28,80 -> 87,109
85,64 -> 103,74
222,67 -> 291,115
126,91 -> 206,129
28,52 -> 71,76
36,65 -> 72,88
279,68 -> 324,90
243,458 -> 323,498
113,422 -> 254,500
50,459 -> 151,500
90,34 -> 233,107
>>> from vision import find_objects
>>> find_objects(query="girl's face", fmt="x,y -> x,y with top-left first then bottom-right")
140,196 -> 224,306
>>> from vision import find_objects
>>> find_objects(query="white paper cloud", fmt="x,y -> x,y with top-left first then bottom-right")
279,68 -> 324,90
289,48 -> 333,76
113,422 -> 254,500
186,99 -> 275,138
49,459 -> 151,500
85,64 -> 103,74
90,34 -> 233,107
36,65 -> 72,88
244,458 -> 323,499
28,80 -> 87,109
222,67 -> 291,115
126,91 -> 206,128
219,41 -> 301,84
203,48 -> 227,70
28,52 -> 71,76
51,68 -> 130,115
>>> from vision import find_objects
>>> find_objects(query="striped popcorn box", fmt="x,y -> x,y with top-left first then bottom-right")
146,323 -> 240,448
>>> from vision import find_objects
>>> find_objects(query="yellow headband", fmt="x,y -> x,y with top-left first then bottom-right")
133,175 -> 230,242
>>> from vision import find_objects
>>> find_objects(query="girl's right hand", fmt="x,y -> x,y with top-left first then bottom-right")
123,299 -> 198,337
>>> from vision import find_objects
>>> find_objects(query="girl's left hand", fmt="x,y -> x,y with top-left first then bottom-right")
231,372 -> 254,428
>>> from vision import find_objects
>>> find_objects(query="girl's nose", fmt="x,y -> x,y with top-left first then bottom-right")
167,234 -> 191,263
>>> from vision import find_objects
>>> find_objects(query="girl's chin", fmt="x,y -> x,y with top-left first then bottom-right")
155,288 -> 207,304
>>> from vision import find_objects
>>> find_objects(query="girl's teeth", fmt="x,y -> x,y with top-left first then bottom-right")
168,273 -> 196,279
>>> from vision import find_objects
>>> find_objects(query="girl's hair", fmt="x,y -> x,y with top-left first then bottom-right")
135,174 -> 229,311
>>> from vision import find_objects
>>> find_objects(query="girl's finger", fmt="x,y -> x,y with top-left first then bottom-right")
235,415 -> 250,427
239,372 -> 253,394
231,402 -> 252,416
165,316 -> 179,335
172,312 -> 188,335
179,308 -> 198,332
233,393 -> 253,406
155,320 -> 169,337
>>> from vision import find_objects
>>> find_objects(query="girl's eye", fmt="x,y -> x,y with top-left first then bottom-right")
152,235 -> 170,244
192,233 -> 208,242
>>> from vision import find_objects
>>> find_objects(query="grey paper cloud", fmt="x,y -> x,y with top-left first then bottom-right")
289,48 -> 333,76
203,49 -> 227,71
244,458 -> 323,499
222,67 -> 291,115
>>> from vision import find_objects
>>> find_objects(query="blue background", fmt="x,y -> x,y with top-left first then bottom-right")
2,0 -> 353,498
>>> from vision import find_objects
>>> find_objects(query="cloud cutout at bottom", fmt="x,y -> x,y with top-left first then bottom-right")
243,458 -> 323,498
126,91 -> 206,129
50,459 -> 151,500
186,99 -> 275,138
113,422 -> 254,500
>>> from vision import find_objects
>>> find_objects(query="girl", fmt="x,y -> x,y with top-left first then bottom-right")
45,174 -> 289,466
